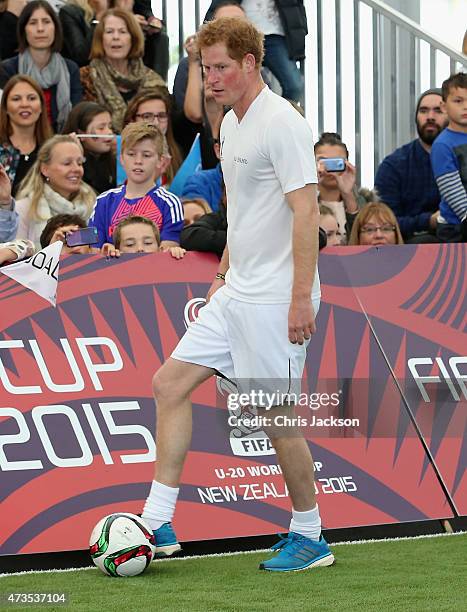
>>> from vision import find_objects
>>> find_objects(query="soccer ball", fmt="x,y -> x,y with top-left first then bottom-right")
89,513 -> 156,577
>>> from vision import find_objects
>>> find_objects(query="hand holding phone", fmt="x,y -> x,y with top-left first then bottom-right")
65,226 -> 99,247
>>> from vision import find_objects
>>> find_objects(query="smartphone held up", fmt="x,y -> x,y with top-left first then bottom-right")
321,158 -> 346,172
65,227 -> 99,248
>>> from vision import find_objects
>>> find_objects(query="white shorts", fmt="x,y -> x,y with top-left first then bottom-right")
172,286 -> 320,400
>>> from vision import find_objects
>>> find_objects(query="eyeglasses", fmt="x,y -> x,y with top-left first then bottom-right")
135,112 -> 169,122
360,224 -> 396,234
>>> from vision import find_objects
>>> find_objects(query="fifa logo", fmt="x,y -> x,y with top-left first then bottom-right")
408,356 -> 467,402
216,377 -> 275,457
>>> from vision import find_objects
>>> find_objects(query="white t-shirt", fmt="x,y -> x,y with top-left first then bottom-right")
241,0 -> 285,36
220,86 -> 320,304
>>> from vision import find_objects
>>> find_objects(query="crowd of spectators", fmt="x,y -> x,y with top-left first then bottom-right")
0,0 -> 466,270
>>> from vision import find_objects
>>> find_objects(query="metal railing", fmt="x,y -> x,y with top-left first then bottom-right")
155,0 -> 467,187
312,0 -> 466,186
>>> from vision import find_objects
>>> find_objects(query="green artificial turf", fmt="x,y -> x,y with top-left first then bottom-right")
0,534 -> 465,612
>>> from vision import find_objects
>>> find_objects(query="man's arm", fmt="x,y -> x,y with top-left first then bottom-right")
287,184 -> 319,345
431,141 -> 467,222
206,244 -> 229,302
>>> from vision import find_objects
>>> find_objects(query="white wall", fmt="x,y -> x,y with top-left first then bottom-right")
420,0 -> 465,53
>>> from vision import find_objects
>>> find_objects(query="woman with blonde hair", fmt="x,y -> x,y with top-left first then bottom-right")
348,202 -> 404,246
80,8 -> 165,132
15,134 -> 95,249
124,88 -> 182,186
0,74 -> 52,195
59,0 -> 108,67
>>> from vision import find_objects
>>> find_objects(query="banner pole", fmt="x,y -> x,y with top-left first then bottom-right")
356,295 -> 460,517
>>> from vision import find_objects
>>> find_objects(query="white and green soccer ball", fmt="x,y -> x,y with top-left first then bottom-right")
89,513 -> 156,577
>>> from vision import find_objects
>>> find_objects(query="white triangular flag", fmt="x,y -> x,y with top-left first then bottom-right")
0,241 -> 63,306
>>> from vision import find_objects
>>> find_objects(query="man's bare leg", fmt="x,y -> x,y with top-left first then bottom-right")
270,435 -> 316,511
142,358 -> 214,552
152,358 -> 214,485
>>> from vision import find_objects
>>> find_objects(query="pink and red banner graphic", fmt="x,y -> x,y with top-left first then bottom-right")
0,245 -> 465,555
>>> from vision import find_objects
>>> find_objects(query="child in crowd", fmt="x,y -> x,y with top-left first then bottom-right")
182,197 -> 212,226
124,89 -> 183,186
62,101 -> 116,195
89,122 -> 184,249
114,215 -> 160,253
104,215 -> 185,258
319,204 -> 342,246
40,213 -> 94,254
430,72 -> 467,242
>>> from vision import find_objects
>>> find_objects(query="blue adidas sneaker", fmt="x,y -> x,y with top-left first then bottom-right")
259,532 -> 334,572
153,522 -> 182,558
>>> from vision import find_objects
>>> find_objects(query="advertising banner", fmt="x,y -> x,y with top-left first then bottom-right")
0,246 -> 464,555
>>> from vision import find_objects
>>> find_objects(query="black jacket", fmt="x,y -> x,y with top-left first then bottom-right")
204,0 -> 308,60
180,206 -> 227,258
0,10 -> 19,60
134,0 -> 153,20
83,152 -> 116,196
59,4 -> 95,67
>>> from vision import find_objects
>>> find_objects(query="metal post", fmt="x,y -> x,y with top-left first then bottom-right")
335,0 -> 342,137
373,10 -> 380,174
353,0 -> 361,187
390,21 -> 397,152
195,0 -> 201,30
430,46 -> 436,88
409,34 -> 416,140
317,0 -> 324,136
178,0 -> 184,60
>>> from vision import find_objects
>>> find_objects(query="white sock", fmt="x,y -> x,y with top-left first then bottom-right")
289,505 -> 321,541
142,480 -> 179,531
